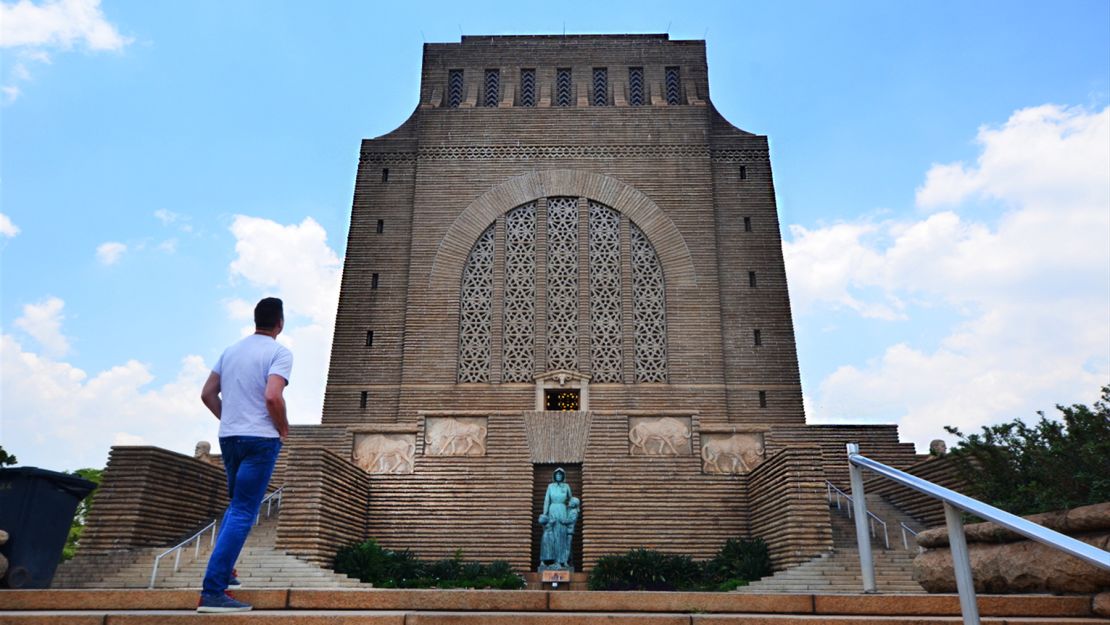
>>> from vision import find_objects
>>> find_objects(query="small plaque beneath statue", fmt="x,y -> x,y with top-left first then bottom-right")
542,570 -> 571,583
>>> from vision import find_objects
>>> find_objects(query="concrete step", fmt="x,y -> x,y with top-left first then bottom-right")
0,589 -> 1102,625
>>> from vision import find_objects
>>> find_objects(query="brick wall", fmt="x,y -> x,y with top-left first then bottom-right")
275,447 -> 370,566
79,446 -> 227,554
747,447 -> 834,569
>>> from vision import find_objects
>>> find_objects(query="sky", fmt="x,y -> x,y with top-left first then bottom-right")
1,0 -> 1108,471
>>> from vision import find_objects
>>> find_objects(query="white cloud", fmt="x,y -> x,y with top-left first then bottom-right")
788,104 -> 1110,450
1,84 -> 21,103
0,0 -> 131,50
13,296 -> 69,357
0,212 -> 20,237
153,209 -> 178,225
0,333 -> 217,470
157,238 -> 177,253
226,215 -> 342,424
95,241 -> 126,265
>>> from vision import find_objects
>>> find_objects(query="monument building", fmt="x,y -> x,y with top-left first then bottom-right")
59,35 -> 923,584
306,34 -> 918,573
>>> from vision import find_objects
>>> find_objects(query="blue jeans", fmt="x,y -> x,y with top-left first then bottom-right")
201,436 -> 282,596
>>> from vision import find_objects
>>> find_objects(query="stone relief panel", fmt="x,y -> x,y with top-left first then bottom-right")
424,417 -> 488,457
700,432 -> 765,475
353,433 -> 416,474
628,416 -> 692,457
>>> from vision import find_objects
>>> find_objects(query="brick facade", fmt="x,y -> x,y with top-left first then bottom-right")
309,34 -> 911,570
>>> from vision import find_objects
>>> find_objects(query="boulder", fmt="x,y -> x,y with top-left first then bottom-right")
1093,591 -> 1110,618
914,530 -> 1110,594
917,501 -> 1110,548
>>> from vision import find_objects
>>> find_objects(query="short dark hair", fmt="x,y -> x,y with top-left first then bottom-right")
254,297 -> 284,330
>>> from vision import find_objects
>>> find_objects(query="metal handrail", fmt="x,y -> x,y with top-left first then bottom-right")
900,521 -> 919,551
148,520 -> 216,588
825,480 -> 890,549
846,443 -> 1110,625
147,486 -> 284,589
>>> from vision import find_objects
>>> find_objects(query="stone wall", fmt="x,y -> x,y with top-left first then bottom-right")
747,446 -> 834,569
275,447 -> 370,567
865,454 -> 971,529
79,446 -> 227,554
767,425 -> 919,489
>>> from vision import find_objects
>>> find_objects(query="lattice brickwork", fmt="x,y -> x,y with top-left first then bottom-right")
545,197 -> 579,370
483,69 -> 500,107
457,225 -> 495,382
502,203 -> 536,382
628,67 -> 644,106
555,68 -> 572,107
631,222 -> 668,382
448,69 -> 464,108
592,68 -> 608,106
588,202 -> 622,382
519,69 -> 536,107
665,66 -> 681,105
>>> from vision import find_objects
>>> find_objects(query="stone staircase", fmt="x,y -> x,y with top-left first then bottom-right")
53,508 -> 367,589
738,490 -> 928,594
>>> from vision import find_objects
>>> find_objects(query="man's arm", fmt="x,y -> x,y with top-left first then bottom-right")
201,372 -> 222,419
264,374 -> 289,439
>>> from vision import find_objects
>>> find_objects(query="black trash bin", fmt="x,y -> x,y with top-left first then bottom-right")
0,467 -> 97,588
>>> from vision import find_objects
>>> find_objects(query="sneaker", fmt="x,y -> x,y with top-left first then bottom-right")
228,568 -> 242,590
196,592 -> 252,613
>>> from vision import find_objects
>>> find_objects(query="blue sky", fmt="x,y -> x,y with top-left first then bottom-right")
2,0 -> 1108,471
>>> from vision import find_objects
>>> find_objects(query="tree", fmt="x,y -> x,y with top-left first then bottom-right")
945,386 -> 1110,516
0,445 -> 16,467
62,467 -> 103,561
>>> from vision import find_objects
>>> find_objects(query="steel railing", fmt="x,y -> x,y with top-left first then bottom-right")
900,521 -> 919,551
825,480 -> 890,549
845,443 -> 1110,625
148,486 -> 284,589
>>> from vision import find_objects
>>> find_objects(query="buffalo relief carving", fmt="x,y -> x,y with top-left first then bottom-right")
425,417 -> 487,457
628,416 -> 692,456
353,433 -> 416,474
700,432 -> 765,474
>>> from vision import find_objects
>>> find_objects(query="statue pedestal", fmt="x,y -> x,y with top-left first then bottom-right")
524,571 -> 588,591
541,570 -> 571,583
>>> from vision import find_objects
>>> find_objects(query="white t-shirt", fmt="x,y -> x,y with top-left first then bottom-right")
213,334 -> 293,438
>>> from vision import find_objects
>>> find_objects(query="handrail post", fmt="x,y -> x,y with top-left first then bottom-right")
944,502 -> 981,625
847,443 -> 876,592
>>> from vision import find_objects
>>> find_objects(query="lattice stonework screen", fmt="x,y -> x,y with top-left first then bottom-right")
588,202 -> 622,382
502,203 -> 536,382
546,197 -> 579,370
457,225 -> 495,382
631,223 -> 668,382
456,199 -> 668,383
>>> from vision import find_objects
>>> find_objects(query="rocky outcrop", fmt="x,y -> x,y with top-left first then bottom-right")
0,528 -> 9,578
913,502 -> 1110,594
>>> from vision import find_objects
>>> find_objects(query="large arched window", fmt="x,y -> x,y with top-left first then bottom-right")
457,198 -> 667,383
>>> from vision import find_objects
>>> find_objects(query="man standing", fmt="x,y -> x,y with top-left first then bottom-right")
196,297 -> 291,613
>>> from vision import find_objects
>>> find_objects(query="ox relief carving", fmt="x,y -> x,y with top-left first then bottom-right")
424,417 -> 487,457
700,433 -> 765,475
628,416 -> 692,457
353,433 -> 416,474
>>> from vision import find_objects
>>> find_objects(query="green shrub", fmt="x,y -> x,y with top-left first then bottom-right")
588,538 -> 773,591
704,537 -> 773,587
945,386 -> 1110,516
334,539 -> 526,589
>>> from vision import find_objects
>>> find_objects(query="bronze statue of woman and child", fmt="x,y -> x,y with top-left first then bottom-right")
537,467 -> 580,571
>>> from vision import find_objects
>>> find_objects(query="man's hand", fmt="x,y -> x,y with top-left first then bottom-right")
265,374 -> 289,440
201,372 -> 222,419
